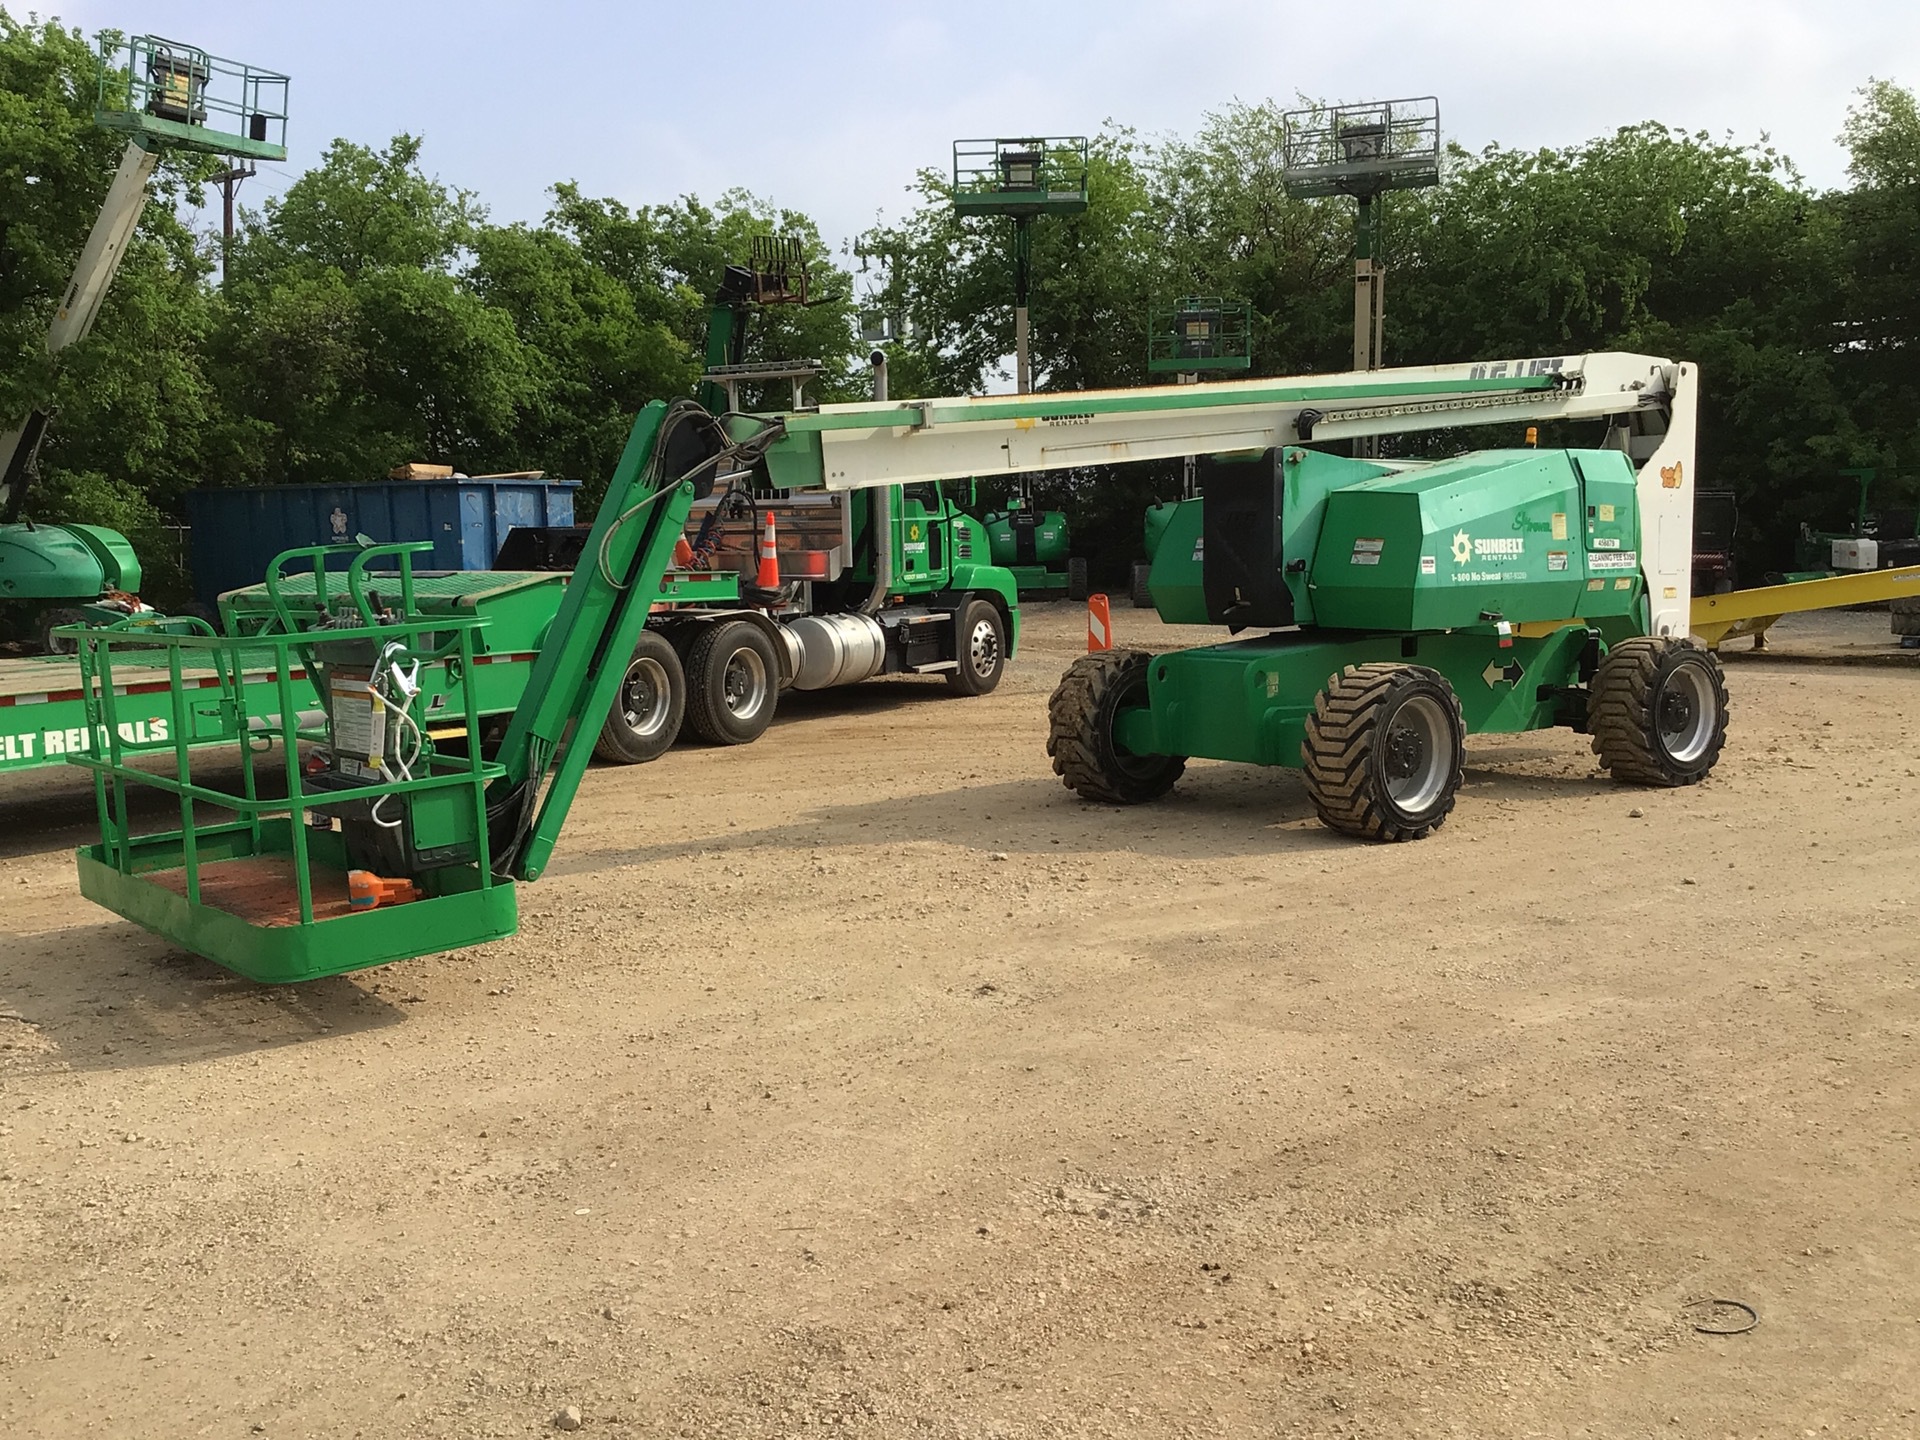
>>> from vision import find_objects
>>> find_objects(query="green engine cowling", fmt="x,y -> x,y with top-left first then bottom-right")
984,505 -> 1071,571
1142,497 -> 1207,624
1145,447 -> 1646,636
0,521 -> 142,601
1306,449 -> 1641,631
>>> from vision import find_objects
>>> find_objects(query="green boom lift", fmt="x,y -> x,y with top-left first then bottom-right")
0,36 -> 287,649
69,351 -> 1721,981
69,399 -> 762,982
757,350 -> 1723,842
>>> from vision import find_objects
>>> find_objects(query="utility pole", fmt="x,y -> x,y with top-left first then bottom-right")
209,161 -> 254,289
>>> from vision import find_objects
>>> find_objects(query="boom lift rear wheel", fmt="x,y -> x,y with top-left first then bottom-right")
1066,556 -> 1091,602
1047,649 -> 1186,804
1589,636 -> 1728,786
1302,663 -> 1465,842
592,630 -> 684,764
685,619 -> 779,745
1129,560 -> 1153,610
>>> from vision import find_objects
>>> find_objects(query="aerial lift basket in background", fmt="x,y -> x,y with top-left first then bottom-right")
0,35 -> 287,649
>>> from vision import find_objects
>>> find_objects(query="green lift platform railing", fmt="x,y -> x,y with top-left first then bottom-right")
95,33 -> 289,162
1147,297 -> 1254,376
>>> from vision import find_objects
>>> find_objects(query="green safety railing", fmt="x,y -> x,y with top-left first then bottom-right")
95,33 -> 289,162
1148,297 -> 1254,374
952,137 -> 1090,216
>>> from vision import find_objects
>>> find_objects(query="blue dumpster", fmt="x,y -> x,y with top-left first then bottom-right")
185,478 -> 580,605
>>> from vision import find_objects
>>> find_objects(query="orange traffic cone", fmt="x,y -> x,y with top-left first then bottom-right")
1086,593 -> 1113,652
347,869 -> 422,910
754,508 -> 780,589
671,535 -> 694,568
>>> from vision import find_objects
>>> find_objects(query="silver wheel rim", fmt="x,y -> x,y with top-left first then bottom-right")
619,656 -> 672,739
1656,663 -> 1715,763
722,646 -> 769,719
967,616 -> 1000,679
1382,693 -> 1451,814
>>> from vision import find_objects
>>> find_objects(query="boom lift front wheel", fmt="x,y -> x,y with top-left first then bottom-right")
947,599 -> 1008,696
1589,636 -> 1729,786
1047,649 -> 1187,804
593,630 -> 685,764
685,619 -> 779,745
1302,664 -> 1466,842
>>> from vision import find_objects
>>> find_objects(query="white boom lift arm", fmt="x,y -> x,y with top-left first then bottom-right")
757,352 -> 1699,638
0,139 -> 161,514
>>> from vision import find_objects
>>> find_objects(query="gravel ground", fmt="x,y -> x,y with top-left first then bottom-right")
1,603 -> 1916,1438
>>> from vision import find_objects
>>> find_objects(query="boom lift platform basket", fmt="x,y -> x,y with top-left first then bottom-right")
66,544 -> 515,983
66,399 -> 723,982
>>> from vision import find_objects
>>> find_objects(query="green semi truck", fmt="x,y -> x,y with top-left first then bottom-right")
0,466 -> 1018,779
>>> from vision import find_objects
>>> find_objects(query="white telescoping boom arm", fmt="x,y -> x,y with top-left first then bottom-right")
755,351 -> 1699,639
0,139 -> 161,514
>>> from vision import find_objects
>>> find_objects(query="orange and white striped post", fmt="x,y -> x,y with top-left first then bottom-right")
754,508 -> 780,589
1086,593 -> 1113,652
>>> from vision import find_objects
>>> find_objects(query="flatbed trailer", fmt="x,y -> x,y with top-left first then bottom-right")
0,573 -> 568,777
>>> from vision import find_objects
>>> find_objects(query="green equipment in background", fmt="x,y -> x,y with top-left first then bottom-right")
1131,297 -> 1256,609
979,496 -> 1087,601
948,138 -> 1093,601
1146,298 -> 1253,378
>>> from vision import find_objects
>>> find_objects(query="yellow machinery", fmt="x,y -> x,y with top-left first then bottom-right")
1691,565 -> 1920,649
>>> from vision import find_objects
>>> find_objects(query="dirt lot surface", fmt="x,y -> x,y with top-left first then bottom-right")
2,604 -> 1917,1439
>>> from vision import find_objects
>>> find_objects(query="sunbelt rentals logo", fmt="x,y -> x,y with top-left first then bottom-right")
1452,529 -> 1525,565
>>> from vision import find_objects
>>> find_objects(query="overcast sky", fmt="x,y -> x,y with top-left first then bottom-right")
47,0 -> 1920,264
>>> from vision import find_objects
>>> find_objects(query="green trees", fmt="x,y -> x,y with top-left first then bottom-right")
1833,80 -> 1920,522
2,6 -> 1915,589
1388,123 -> 1864,560
210,136 -> 539,490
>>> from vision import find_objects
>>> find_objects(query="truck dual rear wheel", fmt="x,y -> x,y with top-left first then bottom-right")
1302,663 -> 1465,842
947,599 -> 1007,696
1047,649 -> 1186,804
1590,636 -> 1728,786
593,630 -> 684,764
685,619 -> 779,746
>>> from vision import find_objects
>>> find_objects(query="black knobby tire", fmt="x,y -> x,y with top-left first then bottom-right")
1129,559 -> 1154,610
684,619 -> 779,746
947,598 -> 1008,696
1066,556 -> 1091,602
1046,649 -> 1185,804
1302,663 -> 1465,842
593,629 -> 685,764
1589,636 -> 1729,786
38,607 -> 89,655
